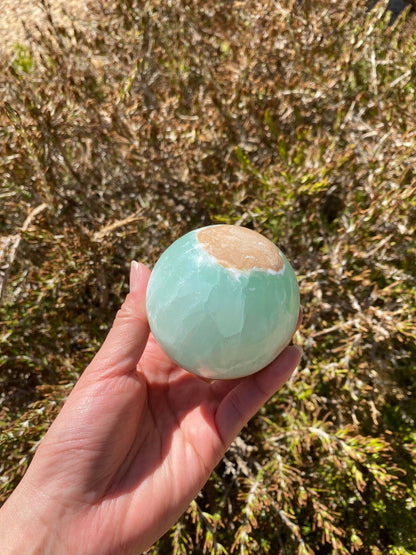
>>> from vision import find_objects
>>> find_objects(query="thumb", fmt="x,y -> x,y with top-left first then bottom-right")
86,261 -> 151,379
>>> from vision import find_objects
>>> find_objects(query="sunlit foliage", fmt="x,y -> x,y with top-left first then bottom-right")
1,1 -> 415,552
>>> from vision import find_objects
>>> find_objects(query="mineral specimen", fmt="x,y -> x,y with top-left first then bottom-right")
146,225 -> 300,379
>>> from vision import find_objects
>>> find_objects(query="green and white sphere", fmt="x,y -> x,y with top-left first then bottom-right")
146,225 -> 300,380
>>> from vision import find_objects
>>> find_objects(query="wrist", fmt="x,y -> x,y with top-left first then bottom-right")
0,480 -> 61,554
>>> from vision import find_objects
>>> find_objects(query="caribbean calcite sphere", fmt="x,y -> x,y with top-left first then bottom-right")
146,225 -> 300,380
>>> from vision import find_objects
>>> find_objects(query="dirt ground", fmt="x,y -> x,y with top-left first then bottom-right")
0,0 -> 89,58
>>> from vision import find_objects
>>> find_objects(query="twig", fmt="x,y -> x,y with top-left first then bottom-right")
92,210 -> 144,242
0,203 -> 48,305
311,319 -> 358,338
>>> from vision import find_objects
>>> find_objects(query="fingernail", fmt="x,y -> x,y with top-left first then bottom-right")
200,377 -> 215,384
293,344 -> 304,358
130,260 -> 141,292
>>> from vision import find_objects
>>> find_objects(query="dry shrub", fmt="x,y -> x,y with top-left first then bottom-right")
1,0 -> 415,552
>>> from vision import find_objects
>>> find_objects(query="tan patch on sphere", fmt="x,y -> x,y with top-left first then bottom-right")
197,225 -> 284,272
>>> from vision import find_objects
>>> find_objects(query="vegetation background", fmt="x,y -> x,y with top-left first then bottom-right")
1,0 -> 415,552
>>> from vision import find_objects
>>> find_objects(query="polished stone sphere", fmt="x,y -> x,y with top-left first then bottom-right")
146,225 -> 300,379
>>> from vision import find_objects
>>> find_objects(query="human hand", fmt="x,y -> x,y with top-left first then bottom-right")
0,261 -> 302,555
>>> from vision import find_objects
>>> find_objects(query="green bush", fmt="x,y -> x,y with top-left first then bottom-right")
1,0 -> 415,552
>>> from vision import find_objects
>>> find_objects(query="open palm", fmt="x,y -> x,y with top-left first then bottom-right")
1,263 -> 301,555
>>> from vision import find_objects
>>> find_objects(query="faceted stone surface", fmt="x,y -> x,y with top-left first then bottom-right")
146,225 -> 300,379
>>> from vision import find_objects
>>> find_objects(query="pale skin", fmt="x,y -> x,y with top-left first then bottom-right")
0,262 -> 302,555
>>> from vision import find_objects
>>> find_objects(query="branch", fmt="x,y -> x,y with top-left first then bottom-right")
0,203 -> 48,305
92,210 -> 144,241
